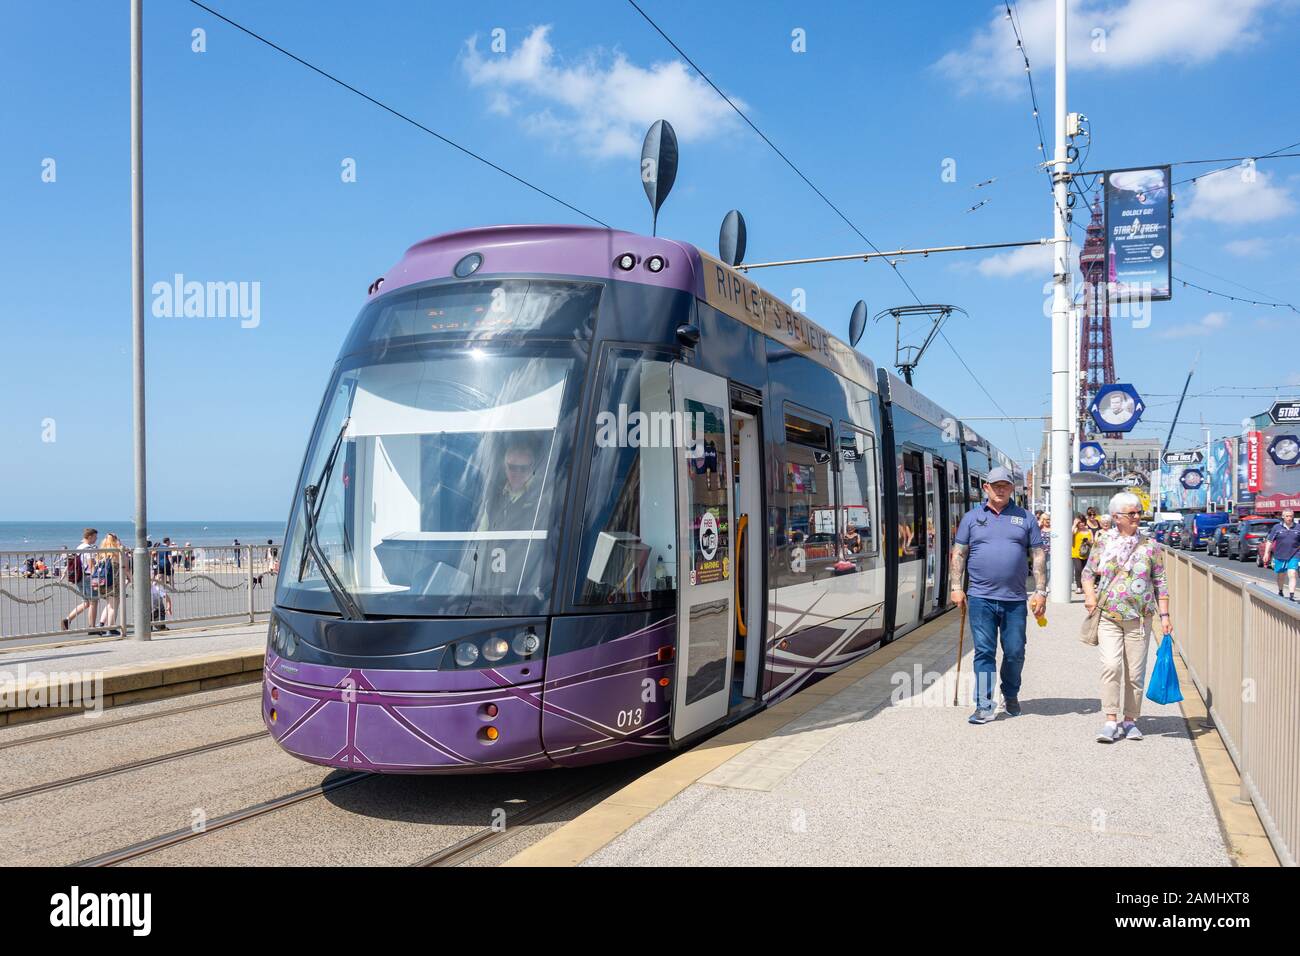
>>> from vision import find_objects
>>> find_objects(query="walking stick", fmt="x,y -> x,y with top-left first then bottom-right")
952,601 -> 967,707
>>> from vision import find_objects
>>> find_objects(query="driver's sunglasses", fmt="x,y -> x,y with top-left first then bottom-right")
506,463 -> 533,474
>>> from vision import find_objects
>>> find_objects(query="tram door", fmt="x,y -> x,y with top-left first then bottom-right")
922,452 -> 941,614
669,364 -> 736,744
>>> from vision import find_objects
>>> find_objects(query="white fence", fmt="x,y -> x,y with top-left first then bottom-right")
1164,547 -> 1300,867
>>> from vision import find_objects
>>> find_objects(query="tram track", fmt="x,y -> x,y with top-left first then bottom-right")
76,758 -> 652,868
0,689 -> 263,752
77,771 -> 372,867
413,776 -> 620,866
0,729 -> 268,804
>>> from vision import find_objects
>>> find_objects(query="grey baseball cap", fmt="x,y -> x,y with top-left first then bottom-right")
985,466 -> 1015,485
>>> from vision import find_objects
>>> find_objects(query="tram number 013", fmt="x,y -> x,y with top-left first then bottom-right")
617,708 -> 644,728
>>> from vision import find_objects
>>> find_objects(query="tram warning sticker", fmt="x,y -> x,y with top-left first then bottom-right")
693,508 -> 727,584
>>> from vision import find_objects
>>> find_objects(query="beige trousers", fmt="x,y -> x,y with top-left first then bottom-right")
1098,615 -> 1151,718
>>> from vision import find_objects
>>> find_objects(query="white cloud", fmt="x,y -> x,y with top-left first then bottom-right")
1224,237 -> 1270,257
1157,310 -> 1232,339
975,242 -> 1055,277
936,0 -> 1275,96
461,26 -> 743,159
1182,169 -> 1296,224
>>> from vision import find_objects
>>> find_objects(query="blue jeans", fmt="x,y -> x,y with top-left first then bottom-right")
968,597 -> 1027,711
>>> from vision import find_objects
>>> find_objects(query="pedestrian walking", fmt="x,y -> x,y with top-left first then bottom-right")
1070,513 -> 1093,593
159,536 -> 177,585
61,528 -> 101,632
1081,492 -> 1171,744
94,532 -> 131,636
234,539 -> 242,570
1262,508 -> 1300,601
951,466 -> 1047,723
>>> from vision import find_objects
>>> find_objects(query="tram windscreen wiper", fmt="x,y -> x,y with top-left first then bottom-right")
298,417 -> 364,621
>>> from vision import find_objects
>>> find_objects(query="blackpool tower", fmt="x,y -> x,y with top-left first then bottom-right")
1078,197 -> 1118,437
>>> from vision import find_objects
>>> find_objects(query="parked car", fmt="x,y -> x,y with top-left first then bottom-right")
1181,512 -> 1231,551
1224,518 -> 1280,563
1210,523 -> 1238,557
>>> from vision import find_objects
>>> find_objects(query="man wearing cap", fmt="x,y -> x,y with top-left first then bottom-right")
1263,509 -> 1300,602
951,467 -> 1047,723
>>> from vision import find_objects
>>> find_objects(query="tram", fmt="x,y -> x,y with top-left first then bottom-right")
263,224 -> 1024,773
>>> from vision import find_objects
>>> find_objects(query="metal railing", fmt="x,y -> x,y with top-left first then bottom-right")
1163,546 -> 1300,867
0,544 -> 279,643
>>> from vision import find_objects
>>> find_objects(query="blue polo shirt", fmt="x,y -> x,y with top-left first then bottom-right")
1267,521 -> 1300,562
955,501 -> 1044,601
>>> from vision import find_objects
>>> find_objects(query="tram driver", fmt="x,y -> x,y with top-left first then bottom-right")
479,433 -> 543,533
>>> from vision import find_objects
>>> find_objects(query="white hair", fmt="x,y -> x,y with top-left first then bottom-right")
1108,491 -> 1142,516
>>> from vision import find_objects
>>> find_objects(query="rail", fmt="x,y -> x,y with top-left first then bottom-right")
1163,546 -> 1300,867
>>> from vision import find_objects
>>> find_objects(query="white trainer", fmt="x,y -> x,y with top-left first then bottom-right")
1122,720 -> 1143,741
1096,720 -> 1122,743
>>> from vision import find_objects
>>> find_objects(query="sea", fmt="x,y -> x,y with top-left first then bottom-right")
0,521 -> 287,554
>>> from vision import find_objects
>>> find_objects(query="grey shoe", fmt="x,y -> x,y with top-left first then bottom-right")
1003,696 -> 1021,717
968,707 -> 997,724
1121,720 -> 1143,740
1096,720 -> 1122,743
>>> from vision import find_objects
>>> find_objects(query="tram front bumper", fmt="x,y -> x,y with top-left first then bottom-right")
263,653 -> 551,774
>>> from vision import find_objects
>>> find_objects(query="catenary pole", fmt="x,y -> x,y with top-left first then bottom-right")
1048,0 -> 1073,604
131,0 -> 151,641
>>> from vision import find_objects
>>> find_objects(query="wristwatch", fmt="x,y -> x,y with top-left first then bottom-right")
1032,589 -> 1047,598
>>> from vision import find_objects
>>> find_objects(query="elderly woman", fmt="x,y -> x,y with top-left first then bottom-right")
1081,491 -> 1171,743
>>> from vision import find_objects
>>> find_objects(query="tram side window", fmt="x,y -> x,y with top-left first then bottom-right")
838,425 -> 878,556
779,411 -> 838,586
898,453 -> 924,562
576,351 -> 677,605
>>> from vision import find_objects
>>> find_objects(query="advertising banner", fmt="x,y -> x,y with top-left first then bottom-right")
1160,450 -> 1207,511
1247,431 -> 1263,493
1104,166 -> 1172,302
1207,437 -> 1235,509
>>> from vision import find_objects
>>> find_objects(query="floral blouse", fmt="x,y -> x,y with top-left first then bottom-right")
1082,532 -> 1168,621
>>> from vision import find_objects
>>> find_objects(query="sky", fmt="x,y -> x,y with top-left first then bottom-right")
2,0 -> 1298,520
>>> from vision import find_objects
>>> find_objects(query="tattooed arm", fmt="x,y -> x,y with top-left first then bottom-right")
950,543 -> 968,607
1029,546 -> 1047,615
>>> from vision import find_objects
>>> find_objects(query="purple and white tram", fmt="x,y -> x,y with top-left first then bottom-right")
263,225 -> 1023,773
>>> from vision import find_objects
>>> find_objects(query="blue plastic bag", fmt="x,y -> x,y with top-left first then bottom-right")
1145,633 -> 1184,705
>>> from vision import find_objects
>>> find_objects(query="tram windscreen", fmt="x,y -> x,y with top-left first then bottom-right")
279,350 -> 578,617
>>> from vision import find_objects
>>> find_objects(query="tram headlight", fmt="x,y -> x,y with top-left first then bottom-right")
512,630 -> 541,657
645,254 -> 666,273
454,642 -> 480,667
614,252 -> 637,271
482,636 -> 510,662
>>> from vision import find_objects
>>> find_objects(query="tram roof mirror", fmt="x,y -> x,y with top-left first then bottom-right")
849,300 -> 868,349
718,209 -> 747,266
641,119 -> 679,237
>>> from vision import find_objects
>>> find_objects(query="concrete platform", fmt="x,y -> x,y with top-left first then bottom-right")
0,622 -> 265,725
509,601 -> 1276,867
